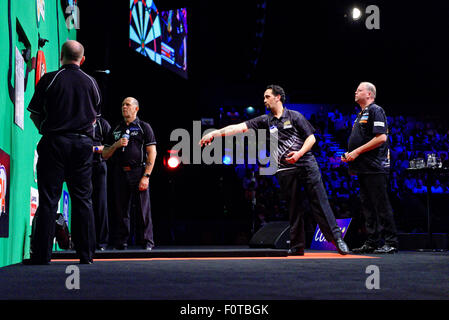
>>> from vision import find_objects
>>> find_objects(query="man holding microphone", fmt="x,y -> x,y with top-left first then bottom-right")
103,97 -> 157,250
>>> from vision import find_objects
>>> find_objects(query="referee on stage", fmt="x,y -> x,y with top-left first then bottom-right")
102,97 -> 157,251
26,40 -> 101,264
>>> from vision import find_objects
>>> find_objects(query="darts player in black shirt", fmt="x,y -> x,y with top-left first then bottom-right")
200,85 -> 349,256
342,82 -> 398,254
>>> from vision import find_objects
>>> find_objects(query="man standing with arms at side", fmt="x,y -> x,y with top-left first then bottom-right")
342,82 -> 398,254
26,40 -> 101,264
92,116 -> 111,251
200,85 -> 349,256
102,97 -> 157,250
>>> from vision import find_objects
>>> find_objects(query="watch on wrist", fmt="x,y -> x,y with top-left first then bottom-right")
144,173 -> 151,179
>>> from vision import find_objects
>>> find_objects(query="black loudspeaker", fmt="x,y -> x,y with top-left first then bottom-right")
249,221 -> 290,249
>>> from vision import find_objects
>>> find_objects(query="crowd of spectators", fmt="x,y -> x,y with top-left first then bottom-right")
220,105 -> 449,233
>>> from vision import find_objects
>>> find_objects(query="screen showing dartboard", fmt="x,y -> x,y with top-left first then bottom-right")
129,0 -> 188,79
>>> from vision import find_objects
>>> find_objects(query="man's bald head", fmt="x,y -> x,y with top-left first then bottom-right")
122,97 -> 139,107
61,40 -> 85,65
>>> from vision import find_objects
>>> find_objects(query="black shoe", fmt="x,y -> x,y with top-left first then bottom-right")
96,245 -> 106,251
287,248 -> 304,256
335,238 -> 350,255
79,259 -> 94,264
22,258 -> 50,265
116,243 -> 128,250
374,244 -> 398,254
351,244 -> 376,254
144,244 -> 153,251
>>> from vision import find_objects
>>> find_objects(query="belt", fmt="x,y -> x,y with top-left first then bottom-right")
122,164 -> 145,172
46,132 -> 91,139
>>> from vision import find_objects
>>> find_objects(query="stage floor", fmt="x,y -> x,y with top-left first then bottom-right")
50,245 -> 377,260
1,246 -> 448,304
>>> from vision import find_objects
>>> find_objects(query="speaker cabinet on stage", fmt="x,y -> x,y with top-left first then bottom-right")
249,221 -> 290,249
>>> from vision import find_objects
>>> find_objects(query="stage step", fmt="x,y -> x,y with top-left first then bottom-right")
51,246 -> 288,259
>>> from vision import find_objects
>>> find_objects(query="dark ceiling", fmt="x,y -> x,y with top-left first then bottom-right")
77,0 -> 449,133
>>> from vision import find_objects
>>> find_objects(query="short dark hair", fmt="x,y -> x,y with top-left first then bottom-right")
266,84 -> 286,103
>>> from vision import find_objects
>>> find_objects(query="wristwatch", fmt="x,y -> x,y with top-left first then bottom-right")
143,173 -> 151,179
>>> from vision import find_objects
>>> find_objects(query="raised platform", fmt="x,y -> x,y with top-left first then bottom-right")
51,245 -> 378,261
51,245 -> 288,260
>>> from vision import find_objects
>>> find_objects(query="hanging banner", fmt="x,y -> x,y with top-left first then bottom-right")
15,47 -> 25,130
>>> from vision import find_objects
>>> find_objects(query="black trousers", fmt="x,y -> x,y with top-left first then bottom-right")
112,166 -> 154,247
92,161 -> 109,247
276,165 -> 342,250
31,134 -> 96,263
358,173 -> 398,247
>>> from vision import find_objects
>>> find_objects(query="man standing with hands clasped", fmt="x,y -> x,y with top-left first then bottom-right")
342,82 -> 398,254
200,85 -> 349,256
102,97 -> 157,250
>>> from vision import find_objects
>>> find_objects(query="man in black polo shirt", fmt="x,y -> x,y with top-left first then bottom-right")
200,85 -> 349,256
92,116 -> 111,250
26,40 -> 101,264
103,97 -> 157,250
342,82 -> 398,254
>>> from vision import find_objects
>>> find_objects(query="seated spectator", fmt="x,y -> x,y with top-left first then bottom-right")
336,181 -> 351,200
390,171 -> 400,194
431,180 -> 444,193
404,175 -> 417,192
441,182 -> 449,193
328,152 -> 340,169
413,179 -> 428,193
441,152 -> 449,168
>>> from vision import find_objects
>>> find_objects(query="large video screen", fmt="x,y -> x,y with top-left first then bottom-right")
129,0 -> 188,79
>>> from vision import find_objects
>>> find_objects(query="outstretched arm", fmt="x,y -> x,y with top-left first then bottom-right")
199,122 -> 249,146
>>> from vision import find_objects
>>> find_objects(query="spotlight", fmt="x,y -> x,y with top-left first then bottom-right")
167,156 -> 180,169
164,150 -> 181,170
222,155 -> 232,165
246,106 -> 255,115
352,7 -> 362,20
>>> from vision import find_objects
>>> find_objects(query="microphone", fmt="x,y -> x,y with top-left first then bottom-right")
122,129 -> 130,152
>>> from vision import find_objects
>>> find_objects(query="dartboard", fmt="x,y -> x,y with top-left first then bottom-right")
129,0 -> 162,65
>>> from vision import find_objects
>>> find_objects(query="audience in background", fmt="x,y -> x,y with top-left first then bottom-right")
221,106 -> 449,233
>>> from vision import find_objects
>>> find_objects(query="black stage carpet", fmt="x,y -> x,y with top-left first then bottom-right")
1,247 -> 448,317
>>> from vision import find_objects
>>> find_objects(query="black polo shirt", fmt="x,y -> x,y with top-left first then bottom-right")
245,107 -> 317,171
105,117 -> 156,167
92,117 -> 111,164
348,103 -> 390,174
27,64 -> 101,138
